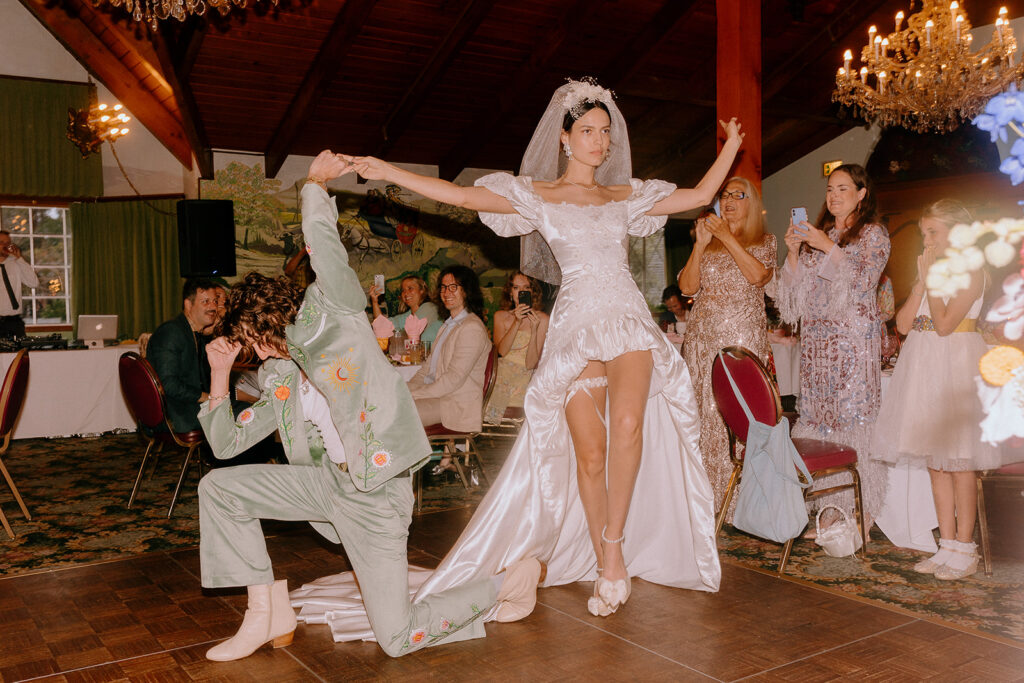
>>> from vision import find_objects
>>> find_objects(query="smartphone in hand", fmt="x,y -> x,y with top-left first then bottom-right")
517,290 -> 532,308
790,207 -> 808,227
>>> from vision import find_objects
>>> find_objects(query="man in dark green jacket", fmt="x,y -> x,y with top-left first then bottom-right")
148,278 -> 220,432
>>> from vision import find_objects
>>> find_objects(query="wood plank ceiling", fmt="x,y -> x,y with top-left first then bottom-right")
18,0 -> 1015,186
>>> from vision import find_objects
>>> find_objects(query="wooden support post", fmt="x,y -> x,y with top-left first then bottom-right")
717,0 -> 761,187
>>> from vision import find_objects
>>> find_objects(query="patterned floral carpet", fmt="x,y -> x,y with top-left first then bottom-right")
0,434 -> 486,577
718,524 -> 1024,645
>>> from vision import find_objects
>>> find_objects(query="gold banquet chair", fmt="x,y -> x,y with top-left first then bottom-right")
0,348 -> 32,537
414,346 -> 497,511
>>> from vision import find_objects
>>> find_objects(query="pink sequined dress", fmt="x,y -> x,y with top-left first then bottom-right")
776,223 -> 891,516
682,234 -> 777,521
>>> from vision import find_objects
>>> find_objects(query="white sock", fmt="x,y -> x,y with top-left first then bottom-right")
944,540 -> 978,571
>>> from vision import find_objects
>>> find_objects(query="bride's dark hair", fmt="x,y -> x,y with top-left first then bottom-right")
562,100 -> 610,131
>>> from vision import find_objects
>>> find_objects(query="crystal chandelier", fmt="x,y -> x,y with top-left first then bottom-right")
96,0 -> 277,30
833,3 -> 1024,133
66,102 -> 131,157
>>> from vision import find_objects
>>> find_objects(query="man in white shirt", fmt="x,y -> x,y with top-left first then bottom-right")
0,231 -> 38,338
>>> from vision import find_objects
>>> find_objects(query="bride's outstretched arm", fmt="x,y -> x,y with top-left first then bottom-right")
342,154 -> 517,214
648,119 -> 744,216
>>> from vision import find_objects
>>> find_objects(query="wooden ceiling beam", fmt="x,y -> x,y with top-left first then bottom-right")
599,0 -> 701,88
171,15 -> 206,80
762,0 -> 889,102
264,0 -> 380,179
438,0 -> 600,181
152,21 -> 214,178
371,0 -> 496,159
17,0 -> 195,169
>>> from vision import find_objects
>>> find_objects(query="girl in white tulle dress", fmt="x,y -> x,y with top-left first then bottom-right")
871,199 -> 1003,580
308,80 -> 743,634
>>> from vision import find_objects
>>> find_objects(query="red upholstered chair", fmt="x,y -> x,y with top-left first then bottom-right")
414,346 -> 497,511
976,461 -> 1024,576
118,352 -> 205,517
711,346 -> 866,573
0,348 -> 31,537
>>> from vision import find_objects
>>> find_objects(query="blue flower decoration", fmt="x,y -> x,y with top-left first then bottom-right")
973,84 -> 1024,143
1000,155 -> 1024,185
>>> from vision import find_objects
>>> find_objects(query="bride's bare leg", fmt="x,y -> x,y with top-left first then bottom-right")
565,361 -> 609,566
602,350 -> 654,583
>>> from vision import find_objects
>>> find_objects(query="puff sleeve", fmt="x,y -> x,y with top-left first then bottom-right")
626,178 -> 677,237
473,172 -> 542,237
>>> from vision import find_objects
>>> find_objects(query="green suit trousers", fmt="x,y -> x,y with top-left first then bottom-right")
198,461 -> 495,656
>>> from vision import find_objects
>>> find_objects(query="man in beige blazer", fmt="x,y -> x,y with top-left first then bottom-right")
407,265 -> 491,433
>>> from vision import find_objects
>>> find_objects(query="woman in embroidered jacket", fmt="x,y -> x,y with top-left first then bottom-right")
777,163 -> 891,530
312,79 -> 743,621
194,151 -> 544,662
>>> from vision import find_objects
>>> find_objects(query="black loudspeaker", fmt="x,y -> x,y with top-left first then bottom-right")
177,199 -> 237,277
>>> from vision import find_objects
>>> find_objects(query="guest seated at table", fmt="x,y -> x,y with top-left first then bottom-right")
369,275 -> 442,344
484,271 -> 548,425
658,285 -> 689,333
677,176 -> 776,522
150,279 -> 270,464
871,199 -> 1007,579
407,265 -> 491,473
148,278 -> 222,432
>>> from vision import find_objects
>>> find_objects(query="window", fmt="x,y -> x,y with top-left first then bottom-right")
0,206 -> 72,325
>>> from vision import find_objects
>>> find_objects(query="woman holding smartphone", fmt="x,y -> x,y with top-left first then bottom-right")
777,163 -> 891,534
485,271 -> 549,425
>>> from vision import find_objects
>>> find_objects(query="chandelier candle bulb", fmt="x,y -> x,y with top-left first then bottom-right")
926,19 -> 934,48
860,66 -> 868,82
844,49 -> 853,71
874,34 -> 882,59
882,38 -> 890,57
896,11 -> 904,31
956,15 -> 964,42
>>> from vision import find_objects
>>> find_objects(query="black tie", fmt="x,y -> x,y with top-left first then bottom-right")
1,264 -> 18,311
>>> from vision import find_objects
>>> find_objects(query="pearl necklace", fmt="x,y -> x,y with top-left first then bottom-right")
563,179 -> 599,191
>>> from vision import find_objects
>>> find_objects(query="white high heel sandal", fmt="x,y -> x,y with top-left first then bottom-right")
596,527 -> 631,612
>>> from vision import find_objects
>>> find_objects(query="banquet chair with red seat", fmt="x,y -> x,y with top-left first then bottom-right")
0,348 -> 31,537
413,346 -> 497,511
711,345 -> 866,574
976,461 -> 1024,576
118,351 -> 205,517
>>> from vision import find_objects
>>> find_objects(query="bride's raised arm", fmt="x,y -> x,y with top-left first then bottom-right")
647,119 -> 744,216
342,154 -> 518,215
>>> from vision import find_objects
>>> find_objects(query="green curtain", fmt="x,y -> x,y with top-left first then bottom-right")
71,199 -> 180,338
0,77 -> 103,198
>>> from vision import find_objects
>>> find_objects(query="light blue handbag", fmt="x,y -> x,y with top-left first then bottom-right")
718,350 -> 813,543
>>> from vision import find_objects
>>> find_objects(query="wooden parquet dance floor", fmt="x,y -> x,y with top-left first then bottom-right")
2,506 -> 1023,682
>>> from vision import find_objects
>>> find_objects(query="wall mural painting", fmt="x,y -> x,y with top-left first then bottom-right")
202,162 -> 518,324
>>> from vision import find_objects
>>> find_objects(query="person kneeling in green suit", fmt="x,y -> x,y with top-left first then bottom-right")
196,151 -> 543,661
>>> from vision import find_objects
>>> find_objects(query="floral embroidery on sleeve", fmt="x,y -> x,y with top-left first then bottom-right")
356,398 -> 383,485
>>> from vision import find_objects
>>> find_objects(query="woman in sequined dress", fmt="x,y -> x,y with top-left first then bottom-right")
678,177 -> 776,521
777,163 -> 890,530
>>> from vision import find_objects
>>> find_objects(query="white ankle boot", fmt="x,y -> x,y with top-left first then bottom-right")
494,558 -> 546,622
207,579 -> 297,661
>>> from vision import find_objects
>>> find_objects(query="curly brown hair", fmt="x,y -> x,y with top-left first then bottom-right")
218,272 -> 304,354
499,270 -> 544,311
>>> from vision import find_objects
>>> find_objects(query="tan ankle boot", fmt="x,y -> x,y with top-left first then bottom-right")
207,580 -> 296,662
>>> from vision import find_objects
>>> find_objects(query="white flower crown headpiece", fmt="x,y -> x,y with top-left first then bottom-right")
561,77 -> 615,119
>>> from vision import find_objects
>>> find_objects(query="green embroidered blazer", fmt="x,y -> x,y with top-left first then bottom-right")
199,183 -> 431,492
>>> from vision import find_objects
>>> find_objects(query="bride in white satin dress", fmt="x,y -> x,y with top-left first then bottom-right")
291,79 -> 743,641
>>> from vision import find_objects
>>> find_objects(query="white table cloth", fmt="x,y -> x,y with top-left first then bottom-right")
769,339 -> 800,396
395,364 -> 421,382
1,344 -> 138,439
874,372 -> 940,552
